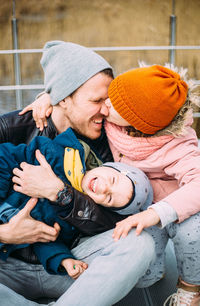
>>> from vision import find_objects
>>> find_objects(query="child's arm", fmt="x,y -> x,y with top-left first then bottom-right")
33,237 -> 79,275
61,258 -> 88,279
19,93 -> 52,131
159,131 -> 200,223
112,209 -> 160,241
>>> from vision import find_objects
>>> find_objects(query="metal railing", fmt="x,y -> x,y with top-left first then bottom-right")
1,45 -> 200,114
0,0 -> 200,114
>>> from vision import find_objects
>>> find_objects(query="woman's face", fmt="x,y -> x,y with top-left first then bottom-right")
105,98 -> 130,126
81,166 -> 133,208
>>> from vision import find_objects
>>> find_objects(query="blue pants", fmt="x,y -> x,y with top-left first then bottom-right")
0,213 -> 199,305
0,228 -> 155,306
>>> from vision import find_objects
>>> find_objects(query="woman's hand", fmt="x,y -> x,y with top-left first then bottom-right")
61,258 -> 88,280
12,150 -> 64,201
19,93 -> 53,131
112,209 -> 160,241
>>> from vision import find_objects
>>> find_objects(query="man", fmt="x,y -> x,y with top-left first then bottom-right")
0,41 -> 155,306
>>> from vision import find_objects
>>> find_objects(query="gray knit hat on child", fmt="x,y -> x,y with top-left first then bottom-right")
40,40 -> 112,105
103,162 -> 153,215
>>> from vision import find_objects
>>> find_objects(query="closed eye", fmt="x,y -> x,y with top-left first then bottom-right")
91,98 -> 103,103
107,194 -> 112,204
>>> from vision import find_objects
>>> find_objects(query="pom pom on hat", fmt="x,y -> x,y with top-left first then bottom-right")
108,65 -> 188,134
103,162 -> 153,215
40,40 -> 112,105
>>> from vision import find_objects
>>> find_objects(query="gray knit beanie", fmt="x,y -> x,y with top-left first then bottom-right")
40,40 -> 112,105
103,162 -> 153,215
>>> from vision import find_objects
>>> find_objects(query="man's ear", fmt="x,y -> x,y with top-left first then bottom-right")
59,96 -> 71,108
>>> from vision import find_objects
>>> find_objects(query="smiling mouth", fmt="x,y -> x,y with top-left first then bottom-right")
90,178 -> 97,193
93,119 -> 103,125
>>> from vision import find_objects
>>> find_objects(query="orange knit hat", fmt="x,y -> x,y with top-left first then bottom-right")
108,65 -> 188,134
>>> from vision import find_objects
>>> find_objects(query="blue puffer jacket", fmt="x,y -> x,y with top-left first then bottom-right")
0,128 -> 86,274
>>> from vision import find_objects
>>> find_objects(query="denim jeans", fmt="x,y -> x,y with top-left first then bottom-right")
0,228 -> 155,306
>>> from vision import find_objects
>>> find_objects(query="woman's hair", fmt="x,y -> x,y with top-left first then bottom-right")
126,62 -> 200,138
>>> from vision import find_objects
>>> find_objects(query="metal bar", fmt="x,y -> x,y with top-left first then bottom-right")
0,85 -> 45,91
172,0 -> 175,14
169,0 -> 176,65
12,0 -> 22,109
1,45 -> 200,55
92,45 -> 200,51
0,49 -> 44,54
169,15 -> 176,64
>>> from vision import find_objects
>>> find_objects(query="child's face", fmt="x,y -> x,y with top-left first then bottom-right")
105,98 -> 130,126
81,166 -> 133,208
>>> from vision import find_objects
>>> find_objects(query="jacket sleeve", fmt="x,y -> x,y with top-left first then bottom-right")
0,142 -> 27,202
0,138 -> 50,205
0,202 -> 20,224
51,186 -> 127,236
33,238 -> 75,275
161,131 -> 200,222
0,110 -> 37,145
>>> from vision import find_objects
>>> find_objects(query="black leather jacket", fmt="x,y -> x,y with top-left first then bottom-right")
0,110 -> 125,237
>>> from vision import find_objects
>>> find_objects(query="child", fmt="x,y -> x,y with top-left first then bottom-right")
104,64 -> 200,305
0,127 -> 153,279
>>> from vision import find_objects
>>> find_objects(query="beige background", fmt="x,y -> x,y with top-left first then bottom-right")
0,0 -> 200,133
1,0 -> 200,80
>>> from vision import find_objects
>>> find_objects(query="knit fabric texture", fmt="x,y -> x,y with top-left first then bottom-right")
40,40 -> 112,105
108,65 -> 188,134
105,121 -> 174,161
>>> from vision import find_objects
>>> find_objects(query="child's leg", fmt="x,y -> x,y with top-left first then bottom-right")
164,212 -> 200,305
136,226 -> 169,288
167,212 -> 200,286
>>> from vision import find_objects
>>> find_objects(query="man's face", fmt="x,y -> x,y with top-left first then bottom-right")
65,72 -> 113,139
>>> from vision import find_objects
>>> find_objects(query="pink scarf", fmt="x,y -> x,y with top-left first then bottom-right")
105,121 -> 174,161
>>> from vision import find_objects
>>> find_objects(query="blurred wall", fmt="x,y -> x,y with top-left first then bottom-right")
0,0 -> 200,113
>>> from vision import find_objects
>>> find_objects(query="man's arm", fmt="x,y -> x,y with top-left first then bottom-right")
0,116 -> 61,245
13,150 -> 64,201
0,139 -> 61,244
0,198 -> 60,244
13,151 -> 126,235
0,197 -> 77,276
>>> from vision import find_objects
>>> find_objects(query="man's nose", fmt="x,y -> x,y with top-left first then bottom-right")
100,102 -> 109,117
105,99 -> 111,108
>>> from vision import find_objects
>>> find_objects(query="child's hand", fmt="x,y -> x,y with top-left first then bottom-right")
19,93 -> 52,131
61,258 -> 88,279
112,209 -> 160,241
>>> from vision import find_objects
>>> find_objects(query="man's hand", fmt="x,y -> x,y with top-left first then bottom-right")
112,209 -> 160,241
12,150 -> 64,201
19,93 -> 53,131
0,198 -> 60,244
61,258 -> 88,280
